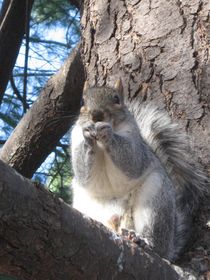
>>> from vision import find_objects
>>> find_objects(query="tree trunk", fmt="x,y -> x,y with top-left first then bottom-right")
80,1 -> 210,275
0,0 -> 10,21
0,159 -> 189,280
0,0 -> 209,278
0,0 -> 34,103
81,0 -> 210,170
0,45 -> 85,178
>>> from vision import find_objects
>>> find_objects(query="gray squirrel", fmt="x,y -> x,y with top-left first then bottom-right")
71,79 -> 207,261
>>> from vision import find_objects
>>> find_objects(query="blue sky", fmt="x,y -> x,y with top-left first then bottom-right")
0,1 -> 80,185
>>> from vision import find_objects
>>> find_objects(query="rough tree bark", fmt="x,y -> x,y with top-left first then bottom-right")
0,45 -> 85,178
80,0 -> 210,276
0,159 -> 189,280
81,0 -> 210,170
0,0 -> 34,103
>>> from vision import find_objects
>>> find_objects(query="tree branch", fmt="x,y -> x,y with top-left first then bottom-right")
0,44 -> 85,178
68,0 -> 83,11
10,76 -> 30,110
0,159 -> 191,280
0,0 -> 34,104
28,36 -> 68,48
22,0 -> 31,113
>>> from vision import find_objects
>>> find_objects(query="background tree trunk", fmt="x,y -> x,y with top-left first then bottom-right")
0,45 -> 84,178
81,0 -> 210,171
80,1 -> 210,276
0,0 -> 34,103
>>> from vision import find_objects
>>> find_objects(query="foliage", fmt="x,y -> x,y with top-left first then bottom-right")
34,136 -> 73,204
32,0 -> 80,48
47,149 -> 73,204
0,0 -> 80,202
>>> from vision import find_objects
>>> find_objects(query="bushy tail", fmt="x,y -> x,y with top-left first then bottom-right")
128,102 -> 207,210
128,101 -> 208,258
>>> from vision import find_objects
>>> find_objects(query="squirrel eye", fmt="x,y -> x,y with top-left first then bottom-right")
113,95 -> 120,104
80,98 -> 84,107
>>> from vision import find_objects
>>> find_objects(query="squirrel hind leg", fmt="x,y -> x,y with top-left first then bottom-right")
107,214 -> 122,232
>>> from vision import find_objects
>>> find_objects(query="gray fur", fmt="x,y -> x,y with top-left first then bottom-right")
128,101 -> 208,258
71,85 -> 208,261
129,102 -> 207,200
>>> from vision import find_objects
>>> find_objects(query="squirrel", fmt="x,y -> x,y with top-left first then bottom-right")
71,79 -> 207,261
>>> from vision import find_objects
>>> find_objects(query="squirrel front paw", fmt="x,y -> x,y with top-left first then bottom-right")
82,122 -> 96,146
95,122 -> 113,144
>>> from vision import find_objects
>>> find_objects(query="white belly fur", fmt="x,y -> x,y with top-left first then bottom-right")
71,124 -> 166,233
72,170 -> 165,232
72,142 -> 141,226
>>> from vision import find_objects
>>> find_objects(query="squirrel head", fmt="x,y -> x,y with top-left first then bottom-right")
79,79 -> 128,125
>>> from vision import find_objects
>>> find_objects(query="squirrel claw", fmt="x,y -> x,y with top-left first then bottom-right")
121,228 -> 145,246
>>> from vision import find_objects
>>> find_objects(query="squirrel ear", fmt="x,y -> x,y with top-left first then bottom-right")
114,78 -> 123,96
83,81 -> 89,93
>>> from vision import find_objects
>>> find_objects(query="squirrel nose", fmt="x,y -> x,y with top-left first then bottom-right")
91,110 -> 104,122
